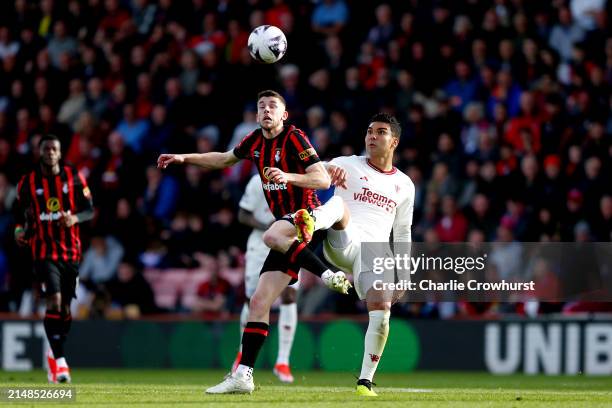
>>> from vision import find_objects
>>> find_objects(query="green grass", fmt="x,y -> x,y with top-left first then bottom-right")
1,369 -> 612,407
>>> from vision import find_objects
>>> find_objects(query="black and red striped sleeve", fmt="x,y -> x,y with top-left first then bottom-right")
72,169 -> 94,221
287,128 -> 321,168
233,130 -> 258,161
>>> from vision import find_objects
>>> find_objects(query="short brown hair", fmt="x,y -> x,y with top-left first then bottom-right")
257,90 -> 286,106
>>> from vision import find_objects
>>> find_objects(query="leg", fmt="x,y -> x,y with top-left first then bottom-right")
262,220 -> 297,253
231,300 -> 249,373
238,301 -> 249,352
54,298 -> 73,383
357,295 -> 391,396
60,301 -> 72,348
207,271 -> 291,395
43,293 -> 62,384
234,245 -> 265,370
274,286 -> 297,383
44,292 -> 64,357
54,262 -> 78,383
263,219 -> 352,293
238,271 -> 291,372
40,260 -> 65,360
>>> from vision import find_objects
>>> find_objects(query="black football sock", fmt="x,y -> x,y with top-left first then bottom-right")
239,322 -> 269,368
61,312 -> 72,349
44,312 -> 65,359
286,240 -> 328,277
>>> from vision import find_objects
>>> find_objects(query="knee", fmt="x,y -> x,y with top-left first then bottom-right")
262,229 -> 279,249
262,223 -> 294,251
262,227 -> 288,250
249,293 -> 270,318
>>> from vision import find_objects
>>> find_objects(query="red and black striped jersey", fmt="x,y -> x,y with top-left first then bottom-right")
233,124 -> 321,219
15,165 -> 94,263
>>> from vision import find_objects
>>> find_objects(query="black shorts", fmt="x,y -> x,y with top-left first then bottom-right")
34,260 -> 79,299
260,220 -> 326,285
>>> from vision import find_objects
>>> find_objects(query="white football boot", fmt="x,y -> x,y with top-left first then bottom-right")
206,372 -> 255,394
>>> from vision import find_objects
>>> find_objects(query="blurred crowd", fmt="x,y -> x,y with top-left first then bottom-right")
0,0 -> 610,319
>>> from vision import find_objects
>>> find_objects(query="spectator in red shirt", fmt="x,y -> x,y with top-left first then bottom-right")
436,195 -> 468,242
193,268 -> 233,317
505,91 -> 542,154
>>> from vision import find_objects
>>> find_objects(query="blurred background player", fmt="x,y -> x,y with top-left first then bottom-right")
14,134 -> 94,383
235,174 -> 298,383
295,113 -> 414,396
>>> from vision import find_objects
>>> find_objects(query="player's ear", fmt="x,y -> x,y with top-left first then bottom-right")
282,109 -> 288,121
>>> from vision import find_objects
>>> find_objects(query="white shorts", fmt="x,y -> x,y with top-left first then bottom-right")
245,246 -> 299,299
323,221 -> 395,301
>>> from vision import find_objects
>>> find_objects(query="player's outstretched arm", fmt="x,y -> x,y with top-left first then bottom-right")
265,162 -> 331,190
157,151 -> 240,170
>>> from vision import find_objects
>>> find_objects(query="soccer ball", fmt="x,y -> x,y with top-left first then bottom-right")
248,25 -> 287,64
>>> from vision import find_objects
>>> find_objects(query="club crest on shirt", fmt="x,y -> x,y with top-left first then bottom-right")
253,151 -> 260,159
274,148 -> 281,163
63,183 -> 69,194
46,197 -> 60,212
36,188 -> 44,196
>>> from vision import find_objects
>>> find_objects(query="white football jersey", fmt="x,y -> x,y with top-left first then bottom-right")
329,155 -> 415,242
239,175 -> 276,254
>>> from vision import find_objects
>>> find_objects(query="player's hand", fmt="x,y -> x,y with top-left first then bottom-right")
58,212 -> 78,228
265,167 -> 289,184
14,228 -> 28,247
326,164 -> 347,189
157,154 -> 184,169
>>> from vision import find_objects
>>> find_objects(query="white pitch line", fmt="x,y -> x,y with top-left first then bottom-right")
261,386 -> 434,393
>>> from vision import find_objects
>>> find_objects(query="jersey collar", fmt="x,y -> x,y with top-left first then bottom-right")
366,158 -> 397,175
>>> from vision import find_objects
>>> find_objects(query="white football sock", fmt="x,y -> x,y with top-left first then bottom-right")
276,303 -> 297,365
56,357 -> 67,368
238,302 -> 249,353
359,310 -> 390,381
312,196 -> 344,231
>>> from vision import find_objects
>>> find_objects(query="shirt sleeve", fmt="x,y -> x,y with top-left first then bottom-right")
328,156 -> 347,167
74,169 -> 94,213
232,130 -> 257,160
239,175 -> 260,212
392,180 -> 415,242
287,128 -> 321,167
